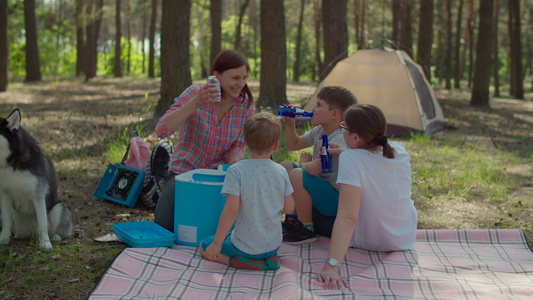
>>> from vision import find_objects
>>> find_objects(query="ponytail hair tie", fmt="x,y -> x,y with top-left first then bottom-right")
373,135 -> 388,147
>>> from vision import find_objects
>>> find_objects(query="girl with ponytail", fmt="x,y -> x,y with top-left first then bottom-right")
317,104 -> 418,289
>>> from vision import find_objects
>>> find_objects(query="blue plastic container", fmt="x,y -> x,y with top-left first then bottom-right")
113,221 -> 175,248
174,168 -> 227,247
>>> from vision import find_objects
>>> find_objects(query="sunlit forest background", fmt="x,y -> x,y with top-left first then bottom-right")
2,0 -> 532,107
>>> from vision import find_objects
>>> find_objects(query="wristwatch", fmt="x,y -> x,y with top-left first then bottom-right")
326,258 -> 339,268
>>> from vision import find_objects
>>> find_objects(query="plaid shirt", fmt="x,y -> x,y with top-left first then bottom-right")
156,85 -> 254,174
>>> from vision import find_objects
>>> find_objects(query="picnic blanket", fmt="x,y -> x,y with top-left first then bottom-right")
89,229 -> 533,299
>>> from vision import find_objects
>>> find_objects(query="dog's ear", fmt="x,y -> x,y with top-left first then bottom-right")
6,109 -> 21,132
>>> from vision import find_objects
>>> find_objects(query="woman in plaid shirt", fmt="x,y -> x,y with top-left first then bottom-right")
154,50 -> 255,232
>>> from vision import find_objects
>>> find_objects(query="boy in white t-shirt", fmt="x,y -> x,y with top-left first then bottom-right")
199,112 -> 294,270
281,86 -> 358,244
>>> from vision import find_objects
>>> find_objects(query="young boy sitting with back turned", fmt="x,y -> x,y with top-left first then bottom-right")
281,86 -> 357,244
199,112 -> 295,270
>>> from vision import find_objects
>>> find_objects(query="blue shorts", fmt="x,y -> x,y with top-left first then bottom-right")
291,162 -> 339,216
200,233 -> 279,260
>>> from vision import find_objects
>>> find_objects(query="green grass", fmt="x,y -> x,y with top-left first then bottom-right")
406,131 -> 531,234
106,124 -> 150,163
408,133 -> 516,204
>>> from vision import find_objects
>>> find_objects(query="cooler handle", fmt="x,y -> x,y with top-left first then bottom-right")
192,173 -> 226,183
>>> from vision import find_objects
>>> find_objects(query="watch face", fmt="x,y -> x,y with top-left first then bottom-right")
326,258 -> 338,267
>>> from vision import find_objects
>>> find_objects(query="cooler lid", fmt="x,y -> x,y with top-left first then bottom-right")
175,169 -> 226,185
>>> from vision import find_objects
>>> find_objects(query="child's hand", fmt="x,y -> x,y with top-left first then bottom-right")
283,116 -> 295,128
202,243 -> 222,261
299,152 -> 312,164
327,142 -> 346,159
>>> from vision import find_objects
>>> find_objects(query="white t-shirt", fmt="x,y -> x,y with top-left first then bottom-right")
336,142 -> 417,251
222,159 -> 293,255
304,125 -> 347,191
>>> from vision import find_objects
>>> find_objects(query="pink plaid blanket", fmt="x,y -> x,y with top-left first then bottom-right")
89,229 -> 533,299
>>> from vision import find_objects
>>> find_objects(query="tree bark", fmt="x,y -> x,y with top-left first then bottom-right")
321,0 -> 348,80
258,0 -> 287,108
24,0 -> 41,82
417,0 -> 433,81
444,0 -> 452,90
461,0 -> 474,88
399,0 -> 412,56
155,0 -> 192,119
493,0 -> 501,96
75,0 -> 85,77
471,0 -> 493,108
312,0 -> 321,81
453,0 -> 463,89
508,0 -> 523,99
354,0 -> 361,48
84,0 -> 104,81
148,0 -> 158,78
0,0 -> 8,91
293,0 -> 306,83
126,0 -> 132,74
140,0 -> 147,74
234,0 -> 250,51
392,0 -> 400,43
210,0 -> 222,68
114,0 -> 123,77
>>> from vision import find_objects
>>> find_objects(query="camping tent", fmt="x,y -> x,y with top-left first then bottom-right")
304,47 -> 448,136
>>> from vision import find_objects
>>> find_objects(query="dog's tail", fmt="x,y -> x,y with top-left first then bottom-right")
48,203 -> 73,240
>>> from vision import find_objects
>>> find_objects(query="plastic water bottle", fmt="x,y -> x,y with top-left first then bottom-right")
321,134 -> 333,173
207,75 -> 221,102
278,105 -> 313,118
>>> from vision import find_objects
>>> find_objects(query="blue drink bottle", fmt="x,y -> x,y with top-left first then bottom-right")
321,135 -> 333,173
278,105 -> 313,118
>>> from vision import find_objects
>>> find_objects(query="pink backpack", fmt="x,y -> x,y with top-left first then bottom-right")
122,136 -> 151,170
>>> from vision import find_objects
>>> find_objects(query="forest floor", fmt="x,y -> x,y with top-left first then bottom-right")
0,76 -> 532,299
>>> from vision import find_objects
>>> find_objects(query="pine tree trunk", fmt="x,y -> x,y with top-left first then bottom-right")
392,0 -> 400,43
114,0 -> 123,77
24,0 -> 41,82
322,0 -> 348,80
508,0 -> 523,99
417,0 -> 433,81
399,0 -> 412,56
210,0 -> 222,68
258,0 -> 287,108
75,0 -> 84,77
234,0 -> 250,51
84,0 -> 103,81
471,0 -> 493,108
312,0 -> 321,81
0,0 -> 8,91
493,0 -> 501,96
155,0 -> 192,119
126,0 -> 132,74
444,0 -> 452,90
148,0 -> 158,78
453,0 -> 464,89
462,0 -> 474,88
293,0 -> 306,83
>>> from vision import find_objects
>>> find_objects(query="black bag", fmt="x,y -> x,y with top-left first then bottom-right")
141,139 -> 173,209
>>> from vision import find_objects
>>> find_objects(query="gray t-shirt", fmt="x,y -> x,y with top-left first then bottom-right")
303,125 -> 347,191
221,159 -> 293,255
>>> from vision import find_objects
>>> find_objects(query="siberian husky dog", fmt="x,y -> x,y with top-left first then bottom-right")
0,109 -> 72,249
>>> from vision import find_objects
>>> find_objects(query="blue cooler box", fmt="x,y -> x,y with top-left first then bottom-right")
174,168 -> 227,246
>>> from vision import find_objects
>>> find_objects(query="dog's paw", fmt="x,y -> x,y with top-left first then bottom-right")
39,240 -> 53,250
51,234 -> 62,242
0,233 -> 10,245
